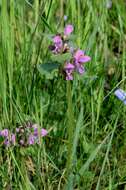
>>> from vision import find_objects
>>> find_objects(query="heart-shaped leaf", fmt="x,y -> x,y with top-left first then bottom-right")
37,62 -> 60,79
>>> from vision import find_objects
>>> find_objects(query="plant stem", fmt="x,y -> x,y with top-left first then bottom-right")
65,80 -> 75,189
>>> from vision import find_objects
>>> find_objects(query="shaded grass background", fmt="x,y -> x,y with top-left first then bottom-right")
0,0 -> 126,189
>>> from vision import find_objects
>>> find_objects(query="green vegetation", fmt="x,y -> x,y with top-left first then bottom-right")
0,0 -> 126,189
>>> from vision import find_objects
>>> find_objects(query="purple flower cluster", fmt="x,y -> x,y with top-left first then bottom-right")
0,129 -> 16,146
49,24 -> 91,80
0,123 -> 48,147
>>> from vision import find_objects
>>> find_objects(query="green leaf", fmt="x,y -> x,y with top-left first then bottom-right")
37,62 -> 59,79
51,53 -> 72,63
38,62 -> 59,72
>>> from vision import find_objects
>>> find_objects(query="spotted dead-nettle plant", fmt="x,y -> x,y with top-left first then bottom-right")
37,24 -> 91,189
38,24 -> 91,80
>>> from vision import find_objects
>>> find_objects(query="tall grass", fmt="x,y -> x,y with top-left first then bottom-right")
0,0 -> 126,189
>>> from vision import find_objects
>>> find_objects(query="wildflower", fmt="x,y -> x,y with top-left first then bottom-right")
64,24 -> 73,36
48,23 -> 91,80
32,124 -> 39,135
74,50 -> 91,74
41,128 -> 48,137
28,135 -> 35,145
52,35 -> 63,54
74,50 -> 91,64
33,126 -> 38,136
114,89 -> 126,105
32,124 -> 48,137
0,129 -> 9,137
4,138 -> 10,146
53,35 -> 62,46
64,62 -> 75,80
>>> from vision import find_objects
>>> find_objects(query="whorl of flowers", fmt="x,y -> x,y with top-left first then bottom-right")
49,24 -> 91,80
0,122 -> 48,147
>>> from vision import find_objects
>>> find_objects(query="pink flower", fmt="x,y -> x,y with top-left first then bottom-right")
32,124 -> 38,136
52,35 -> 63,53
74,50 -> 91,63
74,50 -> 91,74
64,25 -> 74,36
77,64 -> 85,74
32,124 -> 48,137
64,63 -> 75,80
28,135 -> 35,145
0,129 -> 9,137
41,128 -> 48,137
53,35 -> 62,44
4,138 -> 10,146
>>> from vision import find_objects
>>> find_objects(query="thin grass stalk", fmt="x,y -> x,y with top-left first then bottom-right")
1,0 -> 9,122
60,0 -> 64,26
96,117 -> 118,190
9,0 -> 15,122
122,41 -> 126,126
34,0 -> 39,25
65,80 -> 75,189
1,0 -> 15,122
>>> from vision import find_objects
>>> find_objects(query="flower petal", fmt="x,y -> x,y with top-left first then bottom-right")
0,129 -> 9,137
114,89 -> 126,105
64,25 -> 73,36
74,50 -> 84,60
53,35 -> 62,44
41,129 -> 48,137
64,63 -> 75,70
66,74 -> 73,80
28,135 -> 35,145
78,65 -> 85,74
79,56 -> 91,63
